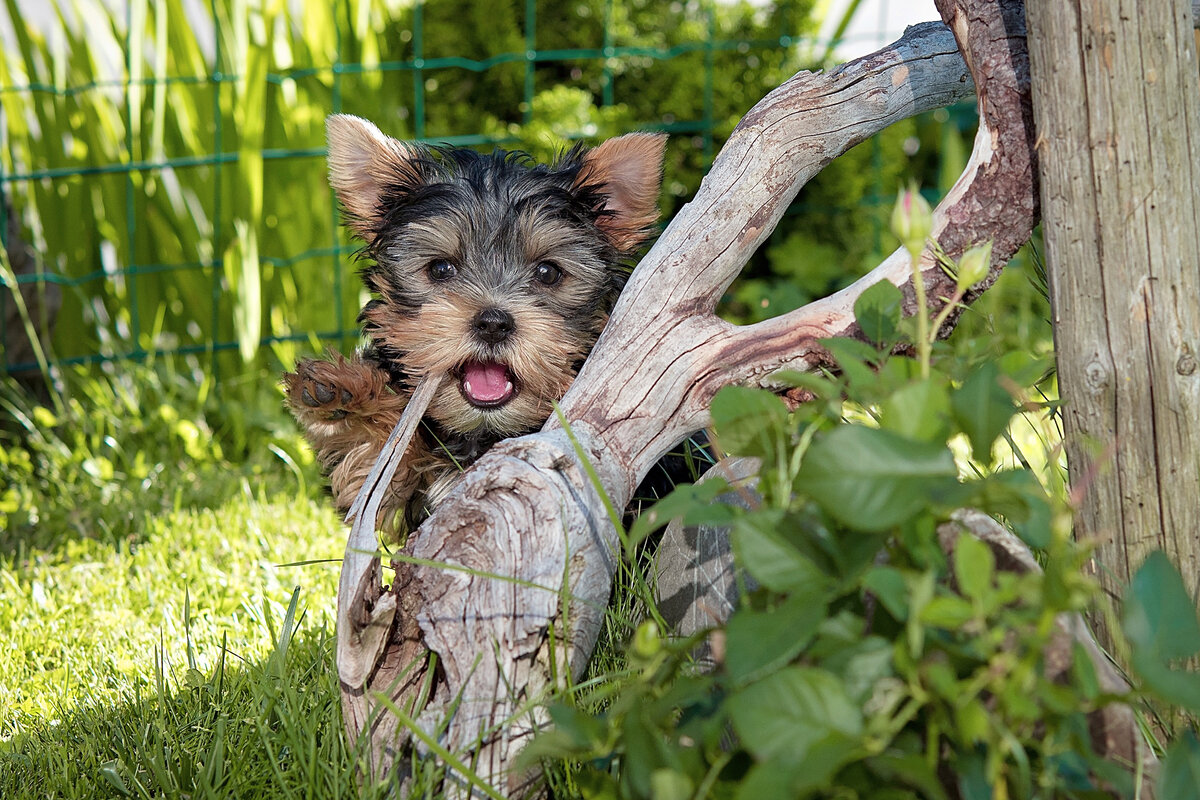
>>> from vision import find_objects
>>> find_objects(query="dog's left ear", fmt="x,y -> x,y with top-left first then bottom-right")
575,132 -> 668,253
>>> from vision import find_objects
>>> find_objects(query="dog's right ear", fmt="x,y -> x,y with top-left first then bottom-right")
326,114 -> 422,243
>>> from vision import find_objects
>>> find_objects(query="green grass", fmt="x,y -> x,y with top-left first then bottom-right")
0,476 -> 379,799
0,359 -> 409,798
0,491 -> 342,733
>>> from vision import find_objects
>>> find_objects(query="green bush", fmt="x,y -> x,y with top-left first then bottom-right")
526,228 -> 1200,799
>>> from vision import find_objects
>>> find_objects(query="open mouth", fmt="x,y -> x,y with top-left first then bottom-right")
459,361 -> 517,408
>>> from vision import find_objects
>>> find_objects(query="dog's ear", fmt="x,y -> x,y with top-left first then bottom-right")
575,132 -> 668,253
326,114 -> 423,243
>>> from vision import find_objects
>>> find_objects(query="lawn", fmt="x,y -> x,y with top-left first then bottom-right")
0,364 -> 402,798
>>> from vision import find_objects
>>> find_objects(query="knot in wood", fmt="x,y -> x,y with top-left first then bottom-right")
1177,347 -> 1198,376
1084,360 -> 1111,392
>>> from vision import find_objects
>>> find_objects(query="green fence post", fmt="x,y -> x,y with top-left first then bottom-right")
210,0 -> 224,385
524,0 -> 536,125
703,4 -> 715,164
602,0 -> 614,107
124,0 -> 142,359
332,0 -> 346,344
413,0 -> 425,140
1,179 -> 8,371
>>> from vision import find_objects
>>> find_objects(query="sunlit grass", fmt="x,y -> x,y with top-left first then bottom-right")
0,356 -> 394,798
0,490 -> 343,733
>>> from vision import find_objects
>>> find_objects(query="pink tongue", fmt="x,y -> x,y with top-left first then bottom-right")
462,361 -> 513,403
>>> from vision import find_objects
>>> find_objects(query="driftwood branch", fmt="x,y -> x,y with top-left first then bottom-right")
336,0 -> 1038,793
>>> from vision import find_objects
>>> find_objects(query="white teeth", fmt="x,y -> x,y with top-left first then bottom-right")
464,379 -> 473,395
504,381 -> 513,394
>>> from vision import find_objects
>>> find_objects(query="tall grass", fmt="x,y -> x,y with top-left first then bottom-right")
1,0 -> 828,383
0,0 -> 377,380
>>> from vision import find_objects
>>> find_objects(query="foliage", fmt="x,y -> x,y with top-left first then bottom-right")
526,223 -> 1200,799
0,359 -> 316,553
0,0 -> 977,382
0,583 -> 388,799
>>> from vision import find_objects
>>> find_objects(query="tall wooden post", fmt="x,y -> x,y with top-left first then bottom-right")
1026,1 -> 1200,607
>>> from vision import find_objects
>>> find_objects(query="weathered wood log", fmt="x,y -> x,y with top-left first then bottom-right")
335,0 -> 1038,793
1027,0 -> 1200,630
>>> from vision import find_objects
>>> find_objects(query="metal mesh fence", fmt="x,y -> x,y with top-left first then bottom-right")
0,0 -> 967,378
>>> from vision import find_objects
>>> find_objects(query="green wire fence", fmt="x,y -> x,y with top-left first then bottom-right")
0,0 -> 973,380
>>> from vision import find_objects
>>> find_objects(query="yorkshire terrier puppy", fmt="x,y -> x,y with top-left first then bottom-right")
285,114 -> 666,535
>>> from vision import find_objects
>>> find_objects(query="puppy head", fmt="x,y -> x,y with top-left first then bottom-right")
326,114 -> 667,437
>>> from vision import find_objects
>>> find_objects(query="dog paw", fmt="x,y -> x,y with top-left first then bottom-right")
285,357 -> 386,422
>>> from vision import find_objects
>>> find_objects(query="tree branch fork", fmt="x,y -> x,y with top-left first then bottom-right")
336,0 -> 1042,792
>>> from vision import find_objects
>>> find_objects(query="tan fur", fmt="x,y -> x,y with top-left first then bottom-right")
326,115 -> 424,243
575,132 -> 668,251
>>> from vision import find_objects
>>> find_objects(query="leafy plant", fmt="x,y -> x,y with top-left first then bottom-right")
525,199 -> 1200,799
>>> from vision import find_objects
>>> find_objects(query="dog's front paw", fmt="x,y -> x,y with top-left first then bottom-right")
285,358 -> 350,421
284,354 -> 410,473
284,355 -> 402,423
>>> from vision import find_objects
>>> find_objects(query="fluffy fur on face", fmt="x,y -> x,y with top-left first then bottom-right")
285,115 -> 666,534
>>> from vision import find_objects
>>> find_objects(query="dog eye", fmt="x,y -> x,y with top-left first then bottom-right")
427,260 -> 457,281
533,262 -> 562,286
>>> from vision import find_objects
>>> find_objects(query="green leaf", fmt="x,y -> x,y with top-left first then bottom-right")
954,699 -> 990,744
854,279 -> 903,347
821,636 -> 894,704
920,596 -> 975,630
622,709 -> 666,799
1124,552 -> 1200,711
575,768 -> 620,800
953,535 -> 994,603
548,703 -> 605,750
865,753 -> 951,800
797,427 -> 958,532
729,667 -> 862,763
650,769 -> 693,800
956,751 -> 991,800
863,566 -> 909,621
711,386 -> 790,461
732,512 -> 829,593
996,350 -> 1055,388
821,337 -> 881,392
725,593 -> 827,684
1160,730 -> 1200,800
734,760 -> 799,800
99,761 -> 130,795
628,477 -> 732,547
1069,642 -> 1101,702
791,735 -> 864,794
964,470 -> 1051,549
907,569 -> 936,656
880,376 -> 951,442
1124,551 -> 1200,661
952,362 -> 1015,463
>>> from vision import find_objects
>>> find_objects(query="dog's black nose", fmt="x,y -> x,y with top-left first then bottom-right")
472,307 -> 515,344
